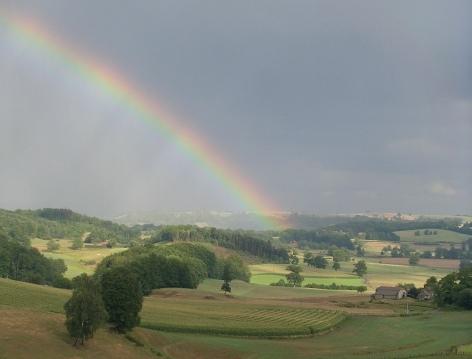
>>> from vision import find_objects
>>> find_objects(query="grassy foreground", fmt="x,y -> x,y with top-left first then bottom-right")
1,277 -> 472,358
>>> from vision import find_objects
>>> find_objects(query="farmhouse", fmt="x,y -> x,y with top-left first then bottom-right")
373,286 -> 407,300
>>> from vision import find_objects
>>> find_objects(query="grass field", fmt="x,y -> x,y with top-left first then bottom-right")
251,273 -> 363,286
376,257 -> 460,269
394,229 -> 470,245
198,279 -> 349,298
363,260 -> 451,288
31,238 -> 126,278
159,311 -> 472,359
0,278 -> 69,313
1,278 -> 472,358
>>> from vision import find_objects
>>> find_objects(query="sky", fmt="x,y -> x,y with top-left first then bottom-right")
0,0 -> 471,217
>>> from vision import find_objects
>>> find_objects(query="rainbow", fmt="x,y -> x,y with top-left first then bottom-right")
0,11 -> 286,229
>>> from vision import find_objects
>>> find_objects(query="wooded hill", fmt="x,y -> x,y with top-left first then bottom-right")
0,208 -> 144,246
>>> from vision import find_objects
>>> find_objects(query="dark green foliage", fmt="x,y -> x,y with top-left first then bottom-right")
303,283 -> 366,291
353,260 -> 367,277
312,256 -> 328,269
0,232 -> 67,285
457,288 -> 472,309
435,245 -> 462,259
101,267 -> 143,332
409,253 -> 420,266
398,283 -> 420,298
70,238 -> 83,250
303,253 -> 328,268
327,247 -> 351,262
46,239 -> 60,252
220,261 -> 234,294
425,276 -> 438,291
288,250 -> 299,264
222,255 -> 251,282
95,243 -> 248,296
331,218 -> 462,241
332,261 -> 341,271
382,244 -> 412,258
433,267 -> 472,309
53,276 -> 73,289
221,280 -> 231,294
0,208 -> 141,246
150,225 -> 289,262
460,259 -> 472,270
285,264 -> 304,287
280,229 -> 354,250
64,274 -> 106,345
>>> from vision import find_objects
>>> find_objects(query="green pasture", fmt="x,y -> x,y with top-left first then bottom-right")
31,238 -> 126,278
0,278 -> 69,313
395,229 -> 469,245
251,273 -> 363,287
364,260 -> 451,288
1,278 -> 472,358
198,279 -> 347,298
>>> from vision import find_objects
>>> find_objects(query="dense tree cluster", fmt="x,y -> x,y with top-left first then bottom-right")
303,253 -> 328,269
64,274 -> 107,345
353,260 -> 367,277
0,208 -> 142,245
151,225 -> 289,262
431,267 -> 472,309
279,229 -> 354,250
0,230 -> 67,285
381,244 -> 412,257
95,243 -> 250,295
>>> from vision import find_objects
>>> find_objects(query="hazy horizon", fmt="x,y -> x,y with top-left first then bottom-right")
1,1 -> 471,217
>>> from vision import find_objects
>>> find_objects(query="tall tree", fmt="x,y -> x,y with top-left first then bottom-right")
285,265 -> 304,287
353,260 -> 367,277
221,261 -> 235,295
101,266 -> 143,332
332,261 -> 341,271
64,274 -> 106,345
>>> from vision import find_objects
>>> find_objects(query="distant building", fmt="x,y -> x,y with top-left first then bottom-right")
417,288 -> 434,301
373,286 -> 407,300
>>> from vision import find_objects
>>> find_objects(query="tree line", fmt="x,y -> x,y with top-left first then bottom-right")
150,225 -> 289,262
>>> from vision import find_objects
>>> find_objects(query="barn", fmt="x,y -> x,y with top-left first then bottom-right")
373,286 -> 407,300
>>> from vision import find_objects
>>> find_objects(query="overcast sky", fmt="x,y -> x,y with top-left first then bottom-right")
0,0 -> 471,216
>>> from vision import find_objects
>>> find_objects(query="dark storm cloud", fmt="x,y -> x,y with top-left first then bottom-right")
0,0 -> 471,215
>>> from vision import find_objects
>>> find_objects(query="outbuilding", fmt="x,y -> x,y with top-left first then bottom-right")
373,286 -> 407,300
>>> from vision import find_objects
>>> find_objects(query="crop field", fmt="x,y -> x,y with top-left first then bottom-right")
394,229 -> 469,245
141,293 -> 345,337
31,238 -> 126,278
364,260 -> 451,288
376,257 -> 460,269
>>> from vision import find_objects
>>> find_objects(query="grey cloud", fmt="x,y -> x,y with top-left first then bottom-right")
0,0 -> 471,216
